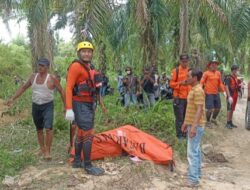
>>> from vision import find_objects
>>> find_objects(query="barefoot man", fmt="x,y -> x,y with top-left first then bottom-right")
6,58 -> 65,160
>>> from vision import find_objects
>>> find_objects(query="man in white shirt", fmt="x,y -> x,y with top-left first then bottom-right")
6,58 -> 65,160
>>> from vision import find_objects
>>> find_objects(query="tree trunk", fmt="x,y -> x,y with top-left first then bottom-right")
28,20 -> 54,72
179,0 -> 189,55
98,41 -> 107,71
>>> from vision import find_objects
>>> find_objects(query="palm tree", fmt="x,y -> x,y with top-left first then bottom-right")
1,0 -> 54,71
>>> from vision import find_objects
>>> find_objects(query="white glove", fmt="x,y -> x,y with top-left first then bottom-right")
65,109 -> 75,121
228,97 -> 233,105
223,92 -> 227,97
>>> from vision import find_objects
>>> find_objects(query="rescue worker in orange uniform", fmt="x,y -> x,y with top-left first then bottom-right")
170,53 -> 191,139
65,41 -> 106,175
200,52 -> 232,127
224,64 -> 240,129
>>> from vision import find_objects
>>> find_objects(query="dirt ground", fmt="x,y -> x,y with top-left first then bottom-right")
1,93 -> 250,190
0,99 -> 29,125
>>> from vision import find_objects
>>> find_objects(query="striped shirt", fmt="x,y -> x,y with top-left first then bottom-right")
184,84 -> 206,127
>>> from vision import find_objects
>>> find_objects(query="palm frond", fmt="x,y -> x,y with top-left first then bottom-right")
203,0 -> 227,23
230,3 -> 250,51
135,0 -> 149,30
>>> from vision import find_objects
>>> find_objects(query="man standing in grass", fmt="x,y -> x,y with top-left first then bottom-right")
181,69 -> 205,187
224,64 -> 240,129
65,41 -> 106,176
200,51 -> 231,128
170,53 -> 191,139
6,58 -> 65,160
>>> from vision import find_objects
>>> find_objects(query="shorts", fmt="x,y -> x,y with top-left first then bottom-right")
73,101 -> 95,131
32,101 -> 54,130
205,94 -> 221,110
227,92 -> 238,112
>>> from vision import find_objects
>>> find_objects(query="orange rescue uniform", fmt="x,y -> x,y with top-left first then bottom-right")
66,62 -> 94,109
170,65 -> 191,99
200,70 -> 225,94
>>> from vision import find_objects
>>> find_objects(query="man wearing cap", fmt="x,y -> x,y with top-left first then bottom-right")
170,53 -> 191,139
224,64 -> 240,129
200,52 -> 231,127
6,58 -> 65,160
65,41 -> 106,176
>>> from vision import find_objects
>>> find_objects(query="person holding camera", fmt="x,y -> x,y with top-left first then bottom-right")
170,53 -> 191,139
140,67 -> 156,108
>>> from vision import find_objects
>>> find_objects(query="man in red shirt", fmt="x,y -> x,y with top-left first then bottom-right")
224,64 -> 240,129
170,53 -> 191,139
200,53 -> 231,127
65,41 -> 106,175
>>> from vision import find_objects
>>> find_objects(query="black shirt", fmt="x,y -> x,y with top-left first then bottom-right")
141,75 -> 155,93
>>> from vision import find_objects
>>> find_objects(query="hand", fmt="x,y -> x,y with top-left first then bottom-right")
180,80 -> 187,85
102,106 -> 107,114
189,126 -> 197,138
65,109 -> 75,121
223,92 -> 227,97
181,123 -> 187,133
228,96 -> 233,105
5,98 -> 14,106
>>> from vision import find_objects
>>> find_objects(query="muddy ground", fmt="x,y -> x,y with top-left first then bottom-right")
1,93 -> 250,190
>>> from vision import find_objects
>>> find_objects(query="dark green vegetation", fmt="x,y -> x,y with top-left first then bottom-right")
1,0 -> 250,73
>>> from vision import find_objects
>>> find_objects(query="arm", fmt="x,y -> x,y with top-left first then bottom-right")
169,69 -> 180,90
169,68 -> 187,90
6,74 -> 34,105
219,74 -> 227,94
200,72 -> 207,88
224,76 -> 232,98
52,75 -> 66,109
148,75 -> 155,84
97,94 -> 107,113
65,63 -> 80,109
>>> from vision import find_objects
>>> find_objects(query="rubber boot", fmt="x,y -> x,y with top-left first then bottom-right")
72,141 -> 84,168
83,138 -> 105,176
206,110 -> 212,122
225,121 -> 233,129
212,109 -> 220,120
230,121 -> 238,128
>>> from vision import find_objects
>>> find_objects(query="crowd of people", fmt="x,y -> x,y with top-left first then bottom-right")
5,41 -> 250,186
116,66 -> 173,108
169,52 -> 249,187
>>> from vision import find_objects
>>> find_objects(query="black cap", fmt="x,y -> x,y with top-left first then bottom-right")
37,58 -> 50,65
180,54 -> 189,60
231,64 -> 239,71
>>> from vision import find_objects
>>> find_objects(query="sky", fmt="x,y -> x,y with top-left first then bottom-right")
0,0 -> 128,44
0,17 -> 73,44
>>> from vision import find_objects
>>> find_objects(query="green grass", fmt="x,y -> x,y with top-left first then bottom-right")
0,119 -> 36,179
0,91 -> 184,181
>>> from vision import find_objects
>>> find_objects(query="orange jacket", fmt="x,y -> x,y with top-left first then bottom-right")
200,70 -> 225,94
169,65 -> 191,99
66,62 -> 94,109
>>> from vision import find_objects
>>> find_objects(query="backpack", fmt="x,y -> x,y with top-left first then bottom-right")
223,74 -> 240,93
